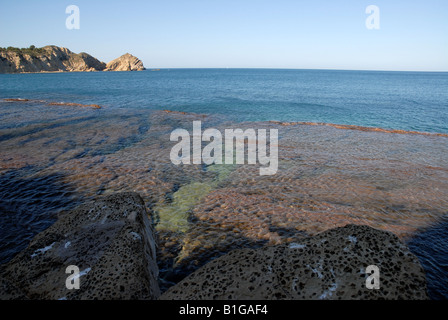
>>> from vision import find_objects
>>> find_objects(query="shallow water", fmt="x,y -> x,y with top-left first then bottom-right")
0,99 -> 447,298
1,69 -> 447,299
1,69 -> 448,133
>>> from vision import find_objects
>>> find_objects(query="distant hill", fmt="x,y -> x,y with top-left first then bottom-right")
0,45 -> 145,73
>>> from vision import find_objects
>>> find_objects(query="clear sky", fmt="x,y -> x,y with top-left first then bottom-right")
1,0 -> 447,71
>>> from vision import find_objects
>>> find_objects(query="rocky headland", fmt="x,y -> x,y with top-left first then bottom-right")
0,45 -> 145,74
105,53 -> 146,72
0,192 -> 429,300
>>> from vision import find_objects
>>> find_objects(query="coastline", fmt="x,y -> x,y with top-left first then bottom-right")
1,64 -> 448,300
0,46 -> 146,74
1,103 -> 447,299
0,69 -> 146,75
2,0 -> 447,304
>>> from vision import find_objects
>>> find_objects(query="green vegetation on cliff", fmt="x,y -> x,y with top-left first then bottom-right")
0,45 -> 46,57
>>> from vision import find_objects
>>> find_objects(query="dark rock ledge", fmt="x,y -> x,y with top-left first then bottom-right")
161,224 -> 429,300
0,192 -> 160,300
0,192 -> 429,300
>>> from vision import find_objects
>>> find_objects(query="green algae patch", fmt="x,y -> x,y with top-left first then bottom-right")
154,159 -> 237,268
155,181 -> 214,233
207,162 -> 236,184
155,159 -> 237,234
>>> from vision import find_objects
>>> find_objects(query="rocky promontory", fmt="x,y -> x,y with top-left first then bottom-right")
105,53 -> 145,71
0,46 -> 145,74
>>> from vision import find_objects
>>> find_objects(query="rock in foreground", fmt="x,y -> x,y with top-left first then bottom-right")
160,224 -> 428,300
0,192 -> 160,300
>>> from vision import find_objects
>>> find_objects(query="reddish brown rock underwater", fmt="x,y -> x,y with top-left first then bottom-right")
3,98 -> 102,109
1,107 -> 447,294
270,120 -> 448,137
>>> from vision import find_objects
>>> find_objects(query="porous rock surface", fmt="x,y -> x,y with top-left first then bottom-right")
0,192 -> 160,300
160,224 -> 429,300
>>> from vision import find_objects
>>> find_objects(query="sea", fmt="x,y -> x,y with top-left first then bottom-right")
0,68 -> 447,299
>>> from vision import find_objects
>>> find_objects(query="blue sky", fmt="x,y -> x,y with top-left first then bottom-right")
1,0 -> 447,71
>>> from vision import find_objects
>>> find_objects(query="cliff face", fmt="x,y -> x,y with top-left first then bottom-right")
0,46 -> 106,73
105,53 -> 145,71
0,46 -> 145,73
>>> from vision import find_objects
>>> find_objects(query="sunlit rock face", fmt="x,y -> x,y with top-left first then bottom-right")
0,46 -> 106,73
0,47 -> 145,73
105,53 -> 145,71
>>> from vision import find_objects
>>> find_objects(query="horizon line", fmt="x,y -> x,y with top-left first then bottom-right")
146,67 -> 448,73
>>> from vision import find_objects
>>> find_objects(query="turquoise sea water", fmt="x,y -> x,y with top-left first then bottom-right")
1,69 -> 448,133
1,69 -> 448,299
